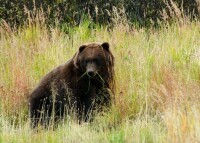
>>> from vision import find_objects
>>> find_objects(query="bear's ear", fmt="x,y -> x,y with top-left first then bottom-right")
79,45 -> 86,53
101,42 -> 110,51
74,45 -> 86,69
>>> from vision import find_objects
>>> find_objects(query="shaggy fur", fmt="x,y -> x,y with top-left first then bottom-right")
29,42 -> 115,128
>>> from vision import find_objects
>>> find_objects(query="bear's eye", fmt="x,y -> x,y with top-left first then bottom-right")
93,58 -> 101,66
83,59 -> 89,66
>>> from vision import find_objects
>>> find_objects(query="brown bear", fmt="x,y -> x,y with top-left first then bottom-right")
29,42 -> 115,128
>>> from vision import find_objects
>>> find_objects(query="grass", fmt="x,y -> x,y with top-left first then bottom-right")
0,18 -> 200,142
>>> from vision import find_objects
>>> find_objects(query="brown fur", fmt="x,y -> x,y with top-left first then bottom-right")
29,42 -> 115,128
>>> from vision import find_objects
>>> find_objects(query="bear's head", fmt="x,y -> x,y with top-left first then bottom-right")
74,42 -> 114,85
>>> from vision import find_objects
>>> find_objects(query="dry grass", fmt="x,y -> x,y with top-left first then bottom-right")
0,14 -> 200,142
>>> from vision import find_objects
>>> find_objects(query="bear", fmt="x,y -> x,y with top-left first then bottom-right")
29,42 -> 115,128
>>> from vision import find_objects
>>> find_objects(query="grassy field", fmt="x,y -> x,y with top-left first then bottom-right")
0,18 -> 200,143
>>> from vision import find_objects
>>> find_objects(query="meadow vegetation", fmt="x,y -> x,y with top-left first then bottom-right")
0,11 -> 200,143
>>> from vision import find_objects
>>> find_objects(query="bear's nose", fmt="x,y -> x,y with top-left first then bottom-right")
87,71 -> 96,77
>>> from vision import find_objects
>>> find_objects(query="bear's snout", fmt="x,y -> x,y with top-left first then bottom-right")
87,71 -> 96,77
86,63 -> 97,77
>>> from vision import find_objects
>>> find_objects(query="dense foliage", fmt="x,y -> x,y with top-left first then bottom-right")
0,0 -> 199,28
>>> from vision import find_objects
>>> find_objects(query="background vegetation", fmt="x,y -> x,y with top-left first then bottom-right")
0,1 -> 200,143
0,0 -> 200,28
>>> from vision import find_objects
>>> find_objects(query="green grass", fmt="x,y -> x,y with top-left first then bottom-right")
0,20 -> 200,143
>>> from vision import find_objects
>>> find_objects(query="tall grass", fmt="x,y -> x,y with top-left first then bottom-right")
0,15 -> 200,142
